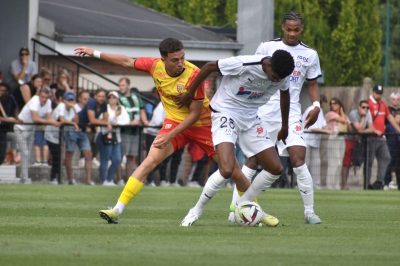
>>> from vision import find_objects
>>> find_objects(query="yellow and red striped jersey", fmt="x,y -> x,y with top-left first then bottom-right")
134,57 -> 211,127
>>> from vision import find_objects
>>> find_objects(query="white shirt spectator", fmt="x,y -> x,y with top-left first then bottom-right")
15,95 -> 52,131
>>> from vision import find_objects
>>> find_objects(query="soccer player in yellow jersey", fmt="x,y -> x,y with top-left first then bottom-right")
74,38 -> 254,224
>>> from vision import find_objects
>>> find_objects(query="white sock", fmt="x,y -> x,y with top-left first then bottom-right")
193,170 -> 227,212
239,170 -> 280,203
113,201 -> 125,215
293,164 -> 314,214
230,165 -> 257,210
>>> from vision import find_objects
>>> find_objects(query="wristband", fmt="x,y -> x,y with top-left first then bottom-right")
93,50 -> 101,59
312,101 -> 320,109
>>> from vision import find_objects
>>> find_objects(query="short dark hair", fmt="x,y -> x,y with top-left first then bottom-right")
282,11 -> 303,25
118,77 -> 131,86
359,100 -> 368,106
95,88 -> 106,95
19,47 -> 30,55
270,50 -> 295,79
159,38 -> 184,57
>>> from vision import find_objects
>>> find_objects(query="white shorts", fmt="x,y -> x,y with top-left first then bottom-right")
211,112 -> 275,158
266,120 -> 306,156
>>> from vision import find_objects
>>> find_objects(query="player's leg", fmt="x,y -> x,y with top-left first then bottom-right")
181,114 -> 239,226
100,142 -> 174,224
287,145 -> 321,224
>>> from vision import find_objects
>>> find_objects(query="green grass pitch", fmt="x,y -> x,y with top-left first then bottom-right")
0,185 -> 399,266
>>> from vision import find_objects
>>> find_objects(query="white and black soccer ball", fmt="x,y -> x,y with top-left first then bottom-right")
234,201 -> 264,226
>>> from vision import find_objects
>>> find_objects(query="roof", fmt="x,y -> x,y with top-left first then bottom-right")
39,0 -> 241,50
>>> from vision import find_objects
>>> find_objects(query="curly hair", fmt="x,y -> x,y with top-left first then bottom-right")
270,49 -> 295,79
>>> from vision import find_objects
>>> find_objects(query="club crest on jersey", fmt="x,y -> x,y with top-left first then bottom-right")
295,61 -> 302,68
292,123 -> 303,135
256,126 -> 264,136
177,84 -> 184,93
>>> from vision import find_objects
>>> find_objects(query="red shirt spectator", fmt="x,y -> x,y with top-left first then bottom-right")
368,85 -> 400,134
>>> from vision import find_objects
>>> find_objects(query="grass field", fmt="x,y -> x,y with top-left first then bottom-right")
0,185 -> 399,266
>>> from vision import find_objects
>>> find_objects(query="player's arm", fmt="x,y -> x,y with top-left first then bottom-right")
176,61 -> 218,107
74,47 -> 135,68
304,79 -> 320,128
152,100 -> 203,149
277,89 -> 290,143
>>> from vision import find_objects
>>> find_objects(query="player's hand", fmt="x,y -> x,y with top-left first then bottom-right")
152,133 -> 171,149
175,92 -> 193,108
304,107 -> 320,128
277,127 -> 288,145
74,47 -> 94,57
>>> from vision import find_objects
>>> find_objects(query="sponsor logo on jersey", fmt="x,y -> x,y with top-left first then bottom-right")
165,123 -> 172,129
236,87 -> 265,100
297,55 -> 309,62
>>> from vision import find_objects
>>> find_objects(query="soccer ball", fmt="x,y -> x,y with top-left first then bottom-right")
234,201 -> 264,226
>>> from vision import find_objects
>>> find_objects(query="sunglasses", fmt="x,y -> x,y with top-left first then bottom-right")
20,53 -> 29,56
361,106 -> 369,110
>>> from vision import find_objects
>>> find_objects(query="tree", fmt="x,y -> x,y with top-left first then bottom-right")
132,0 -> 385,86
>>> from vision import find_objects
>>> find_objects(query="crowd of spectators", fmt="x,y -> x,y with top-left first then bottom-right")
0,47 -> 399,191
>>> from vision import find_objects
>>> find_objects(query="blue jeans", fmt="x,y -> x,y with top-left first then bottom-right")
96,134 -> 122,182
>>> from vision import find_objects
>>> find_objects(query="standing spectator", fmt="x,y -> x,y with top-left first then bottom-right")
367,85 -> 400,189
143,100 -> 165,186
340,100 -> 375,190
383,91 -> 400,190
0,83 -> 19,164
118,77 -> 149,180
14,88 -> 59,184
45,91 -> 79,184
13,74 -> 42,110
97,91 -> 129,186
324,97 -> 349,189
64,90 -> 92,185
302,95 -> 330,188
9,48 -> 37,90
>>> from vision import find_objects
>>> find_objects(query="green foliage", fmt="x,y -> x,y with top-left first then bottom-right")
132,0 -> 236,27
1,185 -> 400,265
131,0 -> 389,85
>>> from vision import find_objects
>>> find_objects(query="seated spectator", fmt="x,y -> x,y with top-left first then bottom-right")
340,100 -> 375,190
9,47 -> 37,91
14,88 -> 59,184
39,67 -> 52,90
14,74 -> 43,111
0,82 -> 19,165
97,91 -> 129,186
324,97 -> 349,189
50,69 -> 73,108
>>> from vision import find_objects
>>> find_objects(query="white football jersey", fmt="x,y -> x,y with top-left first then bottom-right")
210,55 -> 289,130
256,39 -> 322,123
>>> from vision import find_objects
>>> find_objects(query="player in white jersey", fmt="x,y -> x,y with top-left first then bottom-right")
178,50 -> 295,226
229,11 -> 322,224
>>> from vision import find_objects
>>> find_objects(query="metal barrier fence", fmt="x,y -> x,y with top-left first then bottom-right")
0,124 -> 399,190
